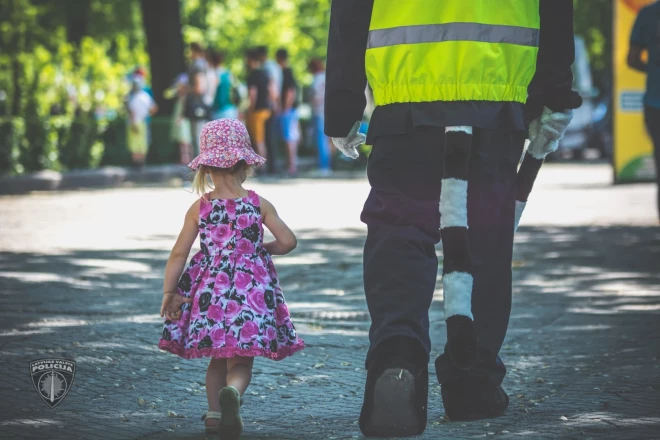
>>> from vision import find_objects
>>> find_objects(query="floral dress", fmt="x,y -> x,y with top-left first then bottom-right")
158,190 -> 304,360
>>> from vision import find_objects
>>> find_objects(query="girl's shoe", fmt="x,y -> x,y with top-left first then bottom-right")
218,386 -> 243,439
201,410 -> 222,434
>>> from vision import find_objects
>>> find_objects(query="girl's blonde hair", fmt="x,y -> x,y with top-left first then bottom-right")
191,161 -> 252,196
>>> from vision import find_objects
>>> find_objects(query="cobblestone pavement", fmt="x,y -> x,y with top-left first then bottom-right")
0,163 -> 659,439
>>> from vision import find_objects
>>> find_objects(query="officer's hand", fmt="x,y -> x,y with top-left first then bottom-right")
527,107 -> 573,159
331,121 -> 366,160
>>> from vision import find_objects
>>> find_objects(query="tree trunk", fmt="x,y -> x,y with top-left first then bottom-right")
65,0 -> 91,47
140,0 -> 186,116
10,52 -> 22,117
6,0 -> 23,116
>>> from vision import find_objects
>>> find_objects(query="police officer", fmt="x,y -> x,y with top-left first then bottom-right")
325,1 -> 582,437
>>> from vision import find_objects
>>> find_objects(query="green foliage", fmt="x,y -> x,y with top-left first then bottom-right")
0,0 -> 618,176
0,118 -> 24,174
0,0 -> 334,175
59,112 -> 100,170
146,116 -> 177,165
0,0 -> 147,174
100,116 -> 130,167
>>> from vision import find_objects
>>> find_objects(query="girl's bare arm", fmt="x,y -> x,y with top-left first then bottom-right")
163,200 -> 200,294
261,197 -> 297,256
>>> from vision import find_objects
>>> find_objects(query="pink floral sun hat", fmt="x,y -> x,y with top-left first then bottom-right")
188,118 -> 266,170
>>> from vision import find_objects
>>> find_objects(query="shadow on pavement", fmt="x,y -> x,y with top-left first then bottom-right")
0,225 -> 659,439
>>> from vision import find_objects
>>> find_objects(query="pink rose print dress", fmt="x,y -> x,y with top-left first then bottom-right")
158,190 -> 304,360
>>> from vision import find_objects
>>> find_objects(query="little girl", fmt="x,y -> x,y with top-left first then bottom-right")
158,119 -> 304,438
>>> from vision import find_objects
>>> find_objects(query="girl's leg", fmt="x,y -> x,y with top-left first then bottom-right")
226,356 -> 254,396
205,358 -> 228,427
216,356 -> 253,439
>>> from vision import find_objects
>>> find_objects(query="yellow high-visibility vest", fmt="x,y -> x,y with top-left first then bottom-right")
366,0 -> 540,106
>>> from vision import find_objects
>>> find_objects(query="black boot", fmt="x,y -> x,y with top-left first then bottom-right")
446,315 -> 479,370
360,337 -> 428,438
439,374 -> 509,421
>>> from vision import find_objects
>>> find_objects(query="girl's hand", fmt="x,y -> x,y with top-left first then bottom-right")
160,292 -> 192,321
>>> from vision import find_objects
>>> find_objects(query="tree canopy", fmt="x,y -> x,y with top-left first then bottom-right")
0,0 -> 331,120
0,0 -> 613,175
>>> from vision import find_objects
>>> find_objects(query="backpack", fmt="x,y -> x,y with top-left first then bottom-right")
185,64 -> 211,120
214,70 -> 242,110
184,93 -> 211,121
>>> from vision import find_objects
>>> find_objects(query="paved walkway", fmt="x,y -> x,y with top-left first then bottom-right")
0,163 -> 659,439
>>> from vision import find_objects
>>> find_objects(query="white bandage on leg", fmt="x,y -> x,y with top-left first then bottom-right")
445,126 -> 473,135
439,178 -> 468,229
442,271 -> 474,320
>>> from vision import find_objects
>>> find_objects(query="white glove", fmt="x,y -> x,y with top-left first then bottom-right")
331,121 -> 366,160
527,107 -> 574,159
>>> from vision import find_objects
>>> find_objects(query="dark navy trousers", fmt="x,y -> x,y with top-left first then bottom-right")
361,126 -> 526,386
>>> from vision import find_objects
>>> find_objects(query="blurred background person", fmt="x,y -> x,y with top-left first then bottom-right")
204,47 -> 219,112
165,73 -> 193,164
309,58 -> 332,176
186,42 -> 212,155
277,48 -> 301,176
126,71 -> 158,168
131,67 -> 154,148
246,48 -> 272,167
209,48 -> 239,120
257,46 -> 281,174
258,46 -> 283,101
628,0 -> 660,221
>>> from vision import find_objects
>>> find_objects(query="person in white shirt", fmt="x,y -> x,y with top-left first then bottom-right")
126,73 -> 157,167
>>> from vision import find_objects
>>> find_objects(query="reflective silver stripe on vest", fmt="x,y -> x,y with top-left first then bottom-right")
368,22 -> 539,49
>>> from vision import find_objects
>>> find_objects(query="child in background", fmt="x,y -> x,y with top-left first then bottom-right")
158,119 -> 304,439
126,72 -> 157,167
165,73 -> 193,164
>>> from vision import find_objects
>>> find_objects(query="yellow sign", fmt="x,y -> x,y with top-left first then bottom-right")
614,0 -> 657,182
